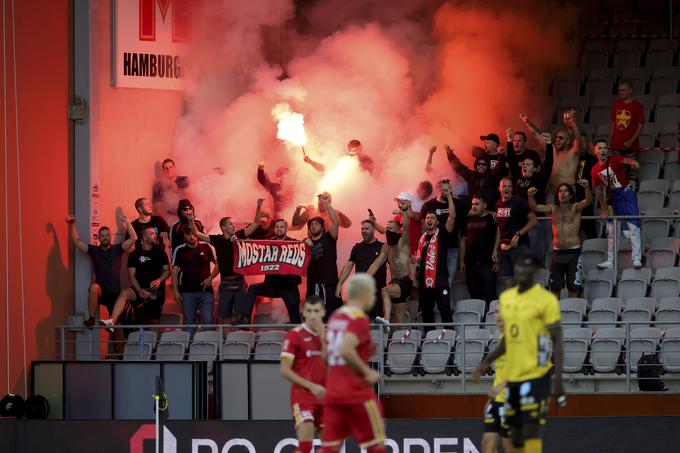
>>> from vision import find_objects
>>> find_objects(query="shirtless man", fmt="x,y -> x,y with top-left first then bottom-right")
366,201 -> 412,324
521,111 -> 581,193
528,180 -> 591,298
291,192 -> 352,230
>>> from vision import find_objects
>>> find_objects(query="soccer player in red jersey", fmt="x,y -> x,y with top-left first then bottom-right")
280,296 -> 327,453
320,273 -> 385,453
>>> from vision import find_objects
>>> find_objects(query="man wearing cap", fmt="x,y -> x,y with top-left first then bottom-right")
420,179 -> 467,306
445,145 -> 500,209
258,162 -> 291,219
304,194 -> 341,317
475,133 -> 508,179
346,139 -> 374,174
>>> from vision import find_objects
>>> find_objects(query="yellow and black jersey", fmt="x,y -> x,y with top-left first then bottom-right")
499,283 -> 560,382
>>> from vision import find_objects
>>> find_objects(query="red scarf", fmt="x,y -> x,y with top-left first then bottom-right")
417,229 -> 439,288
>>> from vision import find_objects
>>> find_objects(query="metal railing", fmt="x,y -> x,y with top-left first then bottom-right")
55,320 -> 679,395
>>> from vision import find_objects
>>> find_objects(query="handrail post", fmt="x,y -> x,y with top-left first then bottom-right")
625,321 -> 631,393
612,217 -> 618,272
461,323 -> 466,393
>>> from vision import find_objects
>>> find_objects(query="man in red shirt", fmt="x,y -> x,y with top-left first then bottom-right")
590,139 -> 642,269
320,274 -> 384,452
609,80 -> 644,158
280,296 -> 327,453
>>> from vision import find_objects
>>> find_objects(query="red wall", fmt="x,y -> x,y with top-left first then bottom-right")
0,0 -> 72,395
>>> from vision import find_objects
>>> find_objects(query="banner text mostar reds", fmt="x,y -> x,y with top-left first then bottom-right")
113,0 -> 190,90
234,240 -> 311,276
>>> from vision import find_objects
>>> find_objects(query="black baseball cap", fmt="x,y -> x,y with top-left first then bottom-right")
480,133 -> 500,144
513,251 -> 541,267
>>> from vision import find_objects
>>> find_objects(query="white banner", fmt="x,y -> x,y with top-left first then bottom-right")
112,0 -> 190,90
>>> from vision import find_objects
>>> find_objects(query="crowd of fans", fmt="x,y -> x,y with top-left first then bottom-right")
68,79 -> 651,334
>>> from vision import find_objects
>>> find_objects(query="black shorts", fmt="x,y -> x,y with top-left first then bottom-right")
389,276 -> 414,304
132,288 -> 164,321
483,400 -> 509,437
97,291 -> 119,314
550,248 -> 583,292
504,372 -> 551,433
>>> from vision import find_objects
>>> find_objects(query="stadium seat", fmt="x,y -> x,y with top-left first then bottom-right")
613,50 -> 641,69
488,299 -> 499,314
582,50 -> 609,70
628,327 -> 662,372
639,178 -> 669,195
659,122 -> 679,152
188,330 -> 221,361
256,330 -> 286,343
589,297 -> 621,332
158,313 -> 183,326
453,299 -> 485,334
590,327 -> 625,373
651,267 -> 680,302
664,162 -> 680,184
646,237 -> 679,272
655,297 -> 680,331
659,135 -> 680,149
551,68 -> 583,99
222,330 -> 255,360
584,40 -> 612,53
617,268 -> 651,304
616,237 -> 634,274
123,329 -> 157,361
648,38 -> 676,52
594,122 -> 610,141
642,208 -> 673,249
650,66 -> 680,96
253,330 -> 287,361
589,94 -> 617,125
156,330 -> 190,361
622,297 -> 655,329
534,268 -> 550,288
584,269 -> 615,305
370,329 -> 386,363
421,329 -> 456,374
387,329 -> 422,374
638,161 -> 661,182
656,95 -> 680,125
560,298 -> 588,326
453,328 -> 490,375
638,123 -> 658,150
620,67 -> 651,94
484,311 -> 499,336
563,327 -> 593,373
660,327 -> 680,372
581,238 -> 609,277
585,68 -> 616,98
638,187 -> 665,212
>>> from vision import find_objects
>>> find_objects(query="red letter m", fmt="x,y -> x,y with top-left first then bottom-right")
139,0 -> 190,42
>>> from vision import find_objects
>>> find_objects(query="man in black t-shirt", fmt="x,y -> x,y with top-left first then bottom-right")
257,163 -> 291,219
445,146 -> 500,213
475,133 -> 508,179
188,204 -> 261,324
509,131 -> 541,171
494,178 -> 538,289
128,197 -> 170,249
416,191 -> 456,330
152,158 -> 190,224
420,179 -> 466,304
100,226 -> 171,331
172,226 -> 217,335
304,194 -> 340,318
337,220 -> 387,319
460,195 -> 497,303
505,128 -> 554,261
243,219 -> 304,324
170,199 -> 206,253
67,214 -> 137,327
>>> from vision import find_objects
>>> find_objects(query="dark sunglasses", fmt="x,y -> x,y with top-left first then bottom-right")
182,206 -> 194,211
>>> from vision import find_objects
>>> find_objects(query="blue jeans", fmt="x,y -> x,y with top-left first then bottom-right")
447,247 -> 459,306
181,291 -> 214,336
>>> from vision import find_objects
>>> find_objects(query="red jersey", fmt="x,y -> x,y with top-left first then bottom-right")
591,154 -> 630,198
325,306 -> 374,404
395,212 -> 421,256
610,99 -> 644,151
281,324 -> 326,402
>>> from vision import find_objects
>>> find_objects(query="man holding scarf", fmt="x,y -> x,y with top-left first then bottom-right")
416,190 -> 456,331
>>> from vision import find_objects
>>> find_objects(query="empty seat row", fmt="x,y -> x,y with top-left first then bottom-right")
564,326 -> 680,374
552,67 -> 680,99
123,329 -> 289,361
583,267 -> 680,305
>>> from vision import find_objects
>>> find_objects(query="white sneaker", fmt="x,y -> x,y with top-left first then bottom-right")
597,261 -> 613,269
633,259 -> 642,269
98,319 -> 114,333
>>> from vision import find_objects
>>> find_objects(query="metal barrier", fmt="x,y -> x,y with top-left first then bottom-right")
55,320 -> 680,395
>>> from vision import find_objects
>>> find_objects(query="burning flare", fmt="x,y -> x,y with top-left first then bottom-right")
272,103 -> 306,146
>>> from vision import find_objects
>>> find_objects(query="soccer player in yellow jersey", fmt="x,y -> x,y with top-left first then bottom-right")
482,317 -> 514,453
473,252 -> 565,453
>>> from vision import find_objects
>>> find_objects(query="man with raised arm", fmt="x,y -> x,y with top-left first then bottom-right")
187,200 -> 262,324
528,180 -> 591,298
366,199 -> 412,324
520,111 -> 581,193
305,194 -> 341,317
67,214 -> 137,327
291,192 -> 352,230
319,274 -> 384,453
